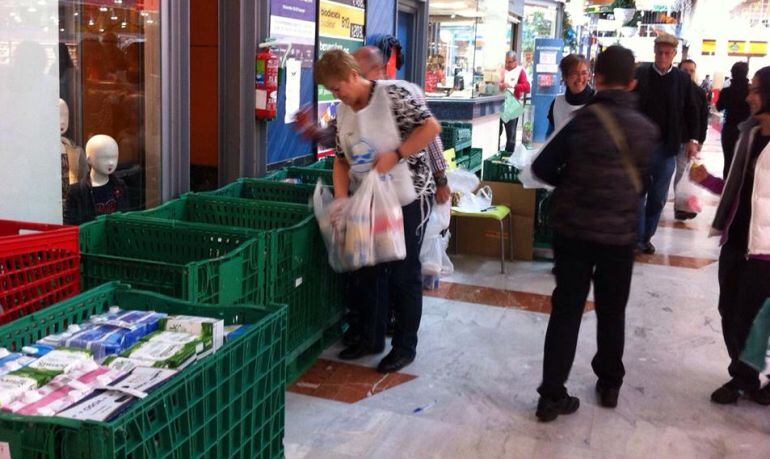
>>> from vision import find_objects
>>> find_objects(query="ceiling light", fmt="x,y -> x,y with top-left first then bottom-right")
99,6 -> 108,12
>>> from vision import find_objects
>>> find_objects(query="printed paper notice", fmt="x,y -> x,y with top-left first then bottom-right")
0,442 -> 11,459
284,58 -> 302,124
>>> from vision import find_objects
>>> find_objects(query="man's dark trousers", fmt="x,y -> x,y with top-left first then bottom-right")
538,234 -> 636,400
639,144 -> 677,244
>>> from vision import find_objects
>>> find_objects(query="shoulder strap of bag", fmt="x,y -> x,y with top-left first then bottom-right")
589,104 -> 643,194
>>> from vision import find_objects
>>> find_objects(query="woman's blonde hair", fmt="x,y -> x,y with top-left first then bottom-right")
314,49 -> 360,86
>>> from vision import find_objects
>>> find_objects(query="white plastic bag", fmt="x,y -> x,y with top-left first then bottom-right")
507,143 -> 530,169
455,185 -> 493,213
387,161 -> 417,206
312,181 -> 348,272
446,168 -> 480,195
421,231 -> 453,277
674,162 -> 703,214
518,147 -> 554,190
423,201 -> 451,241
372,173 -> 407,264
344,172 -> 376,269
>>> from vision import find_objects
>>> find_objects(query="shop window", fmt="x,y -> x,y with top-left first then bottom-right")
426,0 -> 513,98
59,0 -> 162,210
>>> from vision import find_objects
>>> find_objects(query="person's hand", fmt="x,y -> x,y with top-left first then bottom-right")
689,163 -> 709,184
685,141 -> 700,159
374,151 -> 399,174
329,197 -> 349,230
498,81 -> 507,91
435,184 -> 452,204
293,105 -> 316,137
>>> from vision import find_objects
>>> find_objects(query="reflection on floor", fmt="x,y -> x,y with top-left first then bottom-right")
285,127 -> 770,458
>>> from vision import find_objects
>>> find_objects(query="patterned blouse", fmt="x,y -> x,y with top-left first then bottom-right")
335,81 -> 436,198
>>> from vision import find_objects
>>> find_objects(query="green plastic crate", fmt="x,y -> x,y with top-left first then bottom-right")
455,155 -> 470,170
204,178 -> 316,205
468,148 -> 483,172
79,215 -> 262,305
482,152 -> 521,183
124,194 -> 345,382
266,167 -> 333,186
0,282 -> 286,459
307,156 -> 335,170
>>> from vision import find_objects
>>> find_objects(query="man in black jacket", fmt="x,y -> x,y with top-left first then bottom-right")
531,46 -> 660,422
634,33 -> 699,253
673,58 -> 710,220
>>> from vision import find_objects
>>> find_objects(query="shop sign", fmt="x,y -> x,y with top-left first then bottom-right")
270,0 -> 317,67
728,40 -> 768,57
701,39 -> 716,56
316,0 -> 366,157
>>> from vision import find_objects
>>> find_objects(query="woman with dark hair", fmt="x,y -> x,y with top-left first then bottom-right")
716,62 -> 751,178
546,54 -> 595,137
691,66 -> 770,405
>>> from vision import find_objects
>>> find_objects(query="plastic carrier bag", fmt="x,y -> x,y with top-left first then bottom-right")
674,161 -> 703,215
371,172 -> 407,264
313,181 -> 348,273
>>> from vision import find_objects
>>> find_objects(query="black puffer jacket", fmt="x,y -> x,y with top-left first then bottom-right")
531,90 -> 660,246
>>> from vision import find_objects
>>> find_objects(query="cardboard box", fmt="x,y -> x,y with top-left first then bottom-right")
450,181 -> 536,261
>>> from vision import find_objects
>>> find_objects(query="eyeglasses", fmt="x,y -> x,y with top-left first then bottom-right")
568,71 -> 589,78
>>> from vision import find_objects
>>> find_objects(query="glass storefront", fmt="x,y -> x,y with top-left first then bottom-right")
426,0 -> 515,98
58,0 -> 162,210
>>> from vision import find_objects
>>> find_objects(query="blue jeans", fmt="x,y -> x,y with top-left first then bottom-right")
356,197 -> 431,357
638,145 -> 677,244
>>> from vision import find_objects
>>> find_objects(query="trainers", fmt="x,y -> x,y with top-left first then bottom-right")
596,382 -> 620,408
536,395 -> 580,422
711,383 -> 740,404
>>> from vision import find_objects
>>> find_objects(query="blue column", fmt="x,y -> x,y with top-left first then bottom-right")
532,38 -> 564,143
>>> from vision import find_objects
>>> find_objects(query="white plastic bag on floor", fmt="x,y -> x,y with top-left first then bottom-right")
371,173 -> 407,264
421,231 -> 454,276
674,162 -> 703,214
313,181 -> 349,272
344,172 -> 376,269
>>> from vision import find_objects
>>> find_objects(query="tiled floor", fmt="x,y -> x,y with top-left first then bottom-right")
284,127 -> 770,458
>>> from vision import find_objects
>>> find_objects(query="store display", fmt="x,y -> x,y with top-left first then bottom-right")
64,134 -> 130,225
0,308 -> 227,421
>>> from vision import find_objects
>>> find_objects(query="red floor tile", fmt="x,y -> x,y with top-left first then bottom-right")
634,253 -> 717,269
424,282 -> 594,313
288,359 -> 417,403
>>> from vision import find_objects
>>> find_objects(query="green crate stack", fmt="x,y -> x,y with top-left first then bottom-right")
534,189 -> 553,247
266,166 -> 333,186
0,282 -> 286,459
467,148 -> 483,172
482,152 -> 521,183
439,124 -> 457,151
79,214 -> 263,305
307,156 -> 335,170
203,178 -> 316,205
128,193 -> 344,382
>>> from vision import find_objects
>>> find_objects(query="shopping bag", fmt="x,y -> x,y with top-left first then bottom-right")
446,168 -> 480,195
387,161 -> 417,206
674,162 -> 703,214
344,172 -> 376,270
312,181 -> 349,272
371,172 -> 407,264
500,91 -> 524,123
507,143 -> 530,170
455,186 -> 493,213
740,299 -> 770,373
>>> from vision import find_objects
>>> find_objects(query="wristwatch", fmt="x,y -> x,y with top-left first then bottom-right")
435,174 -> 448,187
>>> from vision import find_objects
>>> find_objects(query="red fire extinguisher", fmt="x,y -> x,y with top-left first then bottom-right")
256,43 -> 279,120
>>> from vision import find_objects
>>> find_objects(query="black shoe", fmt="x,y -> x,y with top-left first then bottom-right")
338,344 -> 382,361
711,382 -> 740,404
596,382 -> 620,408
536,395 -> 580,422
342,329 -> 360,347
674,210 -> 696,221
748,385 -> 770,406
640,241 -> 656,255
377,350 -> 415,373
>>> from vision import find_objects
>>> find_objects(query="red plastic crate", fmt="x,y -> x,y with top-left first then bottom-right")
0,220 -> 80,325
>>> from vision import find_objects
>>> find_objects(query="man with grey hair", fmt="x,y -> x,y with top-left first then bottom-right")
499,50 -> 530,152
